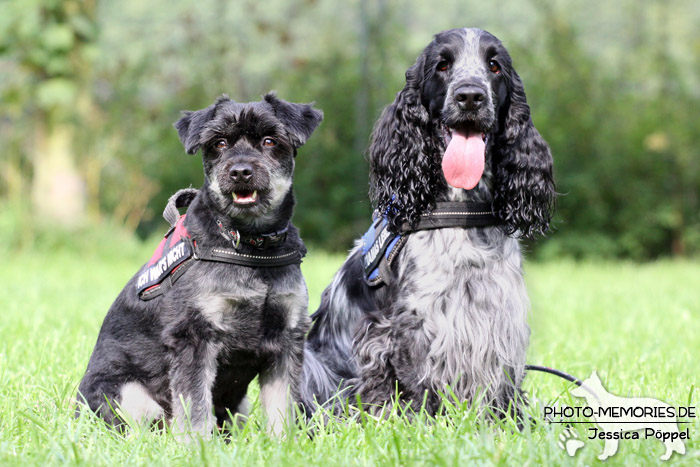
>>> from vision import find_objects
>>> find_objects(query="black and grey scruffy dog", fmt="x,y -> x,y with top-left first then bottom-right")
77,93 -> 323,437
300,28 -> 555,417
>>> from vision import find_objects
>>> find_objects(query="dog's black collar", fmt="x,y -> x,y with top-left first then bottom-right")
164,188 -> 292,251
216,220 -> 290,251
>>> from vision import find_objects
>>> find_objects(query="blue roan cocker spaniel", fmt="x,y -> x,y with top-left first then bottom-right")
300,28 -> 555,418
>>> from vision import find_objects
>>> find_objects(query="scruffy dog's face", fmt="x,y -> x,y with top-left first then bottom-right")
175,93 -> 323,222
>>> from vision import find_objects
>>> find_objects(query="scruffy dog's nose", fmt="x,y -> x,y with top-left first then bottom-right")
229,163 -> 254,182
454,86 -> 486,110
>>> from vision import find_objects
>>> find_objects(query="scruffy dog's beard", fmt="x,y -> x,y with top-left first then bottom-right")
206,168 -> 293,228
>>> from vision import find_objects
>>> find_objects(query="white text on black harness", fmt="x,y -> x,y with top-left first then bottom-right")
136,239 -> 193,294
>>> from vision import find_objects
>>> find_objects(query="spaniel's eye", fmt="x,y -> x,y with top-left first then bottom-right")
437,60 -> 450,72
488,60 -> 501,74
262,137 -> 276,147
215,139 -> 228,150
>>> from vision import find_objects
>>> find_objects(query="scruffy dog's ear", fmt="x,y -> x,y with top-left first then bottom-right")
368,53 -> 443,232
174,95 -> 230,154
264,92 -> 324,148
493,69 -> 556,239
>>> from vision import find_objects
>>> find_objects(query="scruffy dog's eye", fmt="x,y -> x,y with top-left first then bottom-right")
215,139 -> 228,149
262,137 -> 276,147
488,60 -> 501,74
437,60 -> 450,72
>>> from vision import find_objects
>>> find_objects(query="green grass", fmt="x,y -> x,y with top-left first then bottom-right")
1,243 -> 698,465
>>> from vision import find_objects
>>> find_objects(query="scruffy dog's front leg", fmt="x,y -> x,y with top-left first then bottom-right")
259,328 -> 305,435
168,336 -> 220,439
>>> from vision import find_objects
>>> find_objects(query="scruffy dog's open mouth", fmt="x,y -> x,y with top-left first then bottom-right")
231,189 -> 259,206
441,123 -> 488,190
221,184 -> 272,216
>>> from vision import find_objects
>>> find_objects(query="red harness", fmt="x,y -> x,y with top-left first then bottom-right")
135,214 -> 303,301
147,215 -> 191,266
137,215 -> 194,299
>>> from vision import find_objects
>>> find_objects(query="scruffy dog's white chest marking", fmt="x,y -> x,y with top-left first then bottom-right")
395,227 -> 529,400
196,269 -> 307,332
196,275 -> 267,329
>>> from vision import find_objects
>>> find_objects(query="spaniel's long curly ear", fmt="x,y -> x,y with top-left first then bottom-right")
368,54 -> 443,231
493,70 -> 555,239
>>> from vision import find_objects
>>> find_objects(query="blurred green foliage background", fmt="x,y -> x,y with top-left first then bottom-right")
1,0 -> 699,259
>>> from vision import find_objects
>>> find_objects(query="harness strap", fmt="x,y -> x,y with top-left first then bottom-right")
400,201 -> 497,233
163,188 -> 198,227
194,242 -> 303,267
363,201 -> 499,287
139,256 -> 196,301
138,188 -> 303,301
139,237 -> 303,301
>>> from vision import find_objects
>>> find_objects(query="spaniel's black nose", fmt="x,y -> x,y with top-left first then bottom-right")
454,86 -> 486,110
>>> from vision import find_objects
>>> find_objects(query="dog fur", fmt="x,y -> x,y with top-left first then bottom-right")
76,93 -> 323,437
300,28 -> 555,417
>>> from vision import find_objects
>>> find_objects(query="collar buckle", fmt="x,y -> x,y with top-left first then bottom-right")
217,220 -> 289,250
217,220 -> 241,249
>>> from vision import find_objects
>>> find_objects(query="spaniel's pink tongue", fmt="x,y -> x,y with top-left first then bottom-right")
442,129 -> 485,190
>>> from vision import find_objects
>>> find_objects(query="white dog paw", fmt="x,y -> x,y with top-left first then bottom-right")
558,427 -> 585,457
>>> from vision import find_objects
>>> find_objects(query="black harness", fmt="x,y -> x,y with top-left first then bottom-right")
359,201 -> 591,395
400,201 -> 497,233
361,201 -> 498,287
137,189 -> 303,301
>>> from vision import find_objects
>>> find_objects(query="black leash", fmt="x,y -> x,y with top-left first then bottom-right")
525,364 -> 583,386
